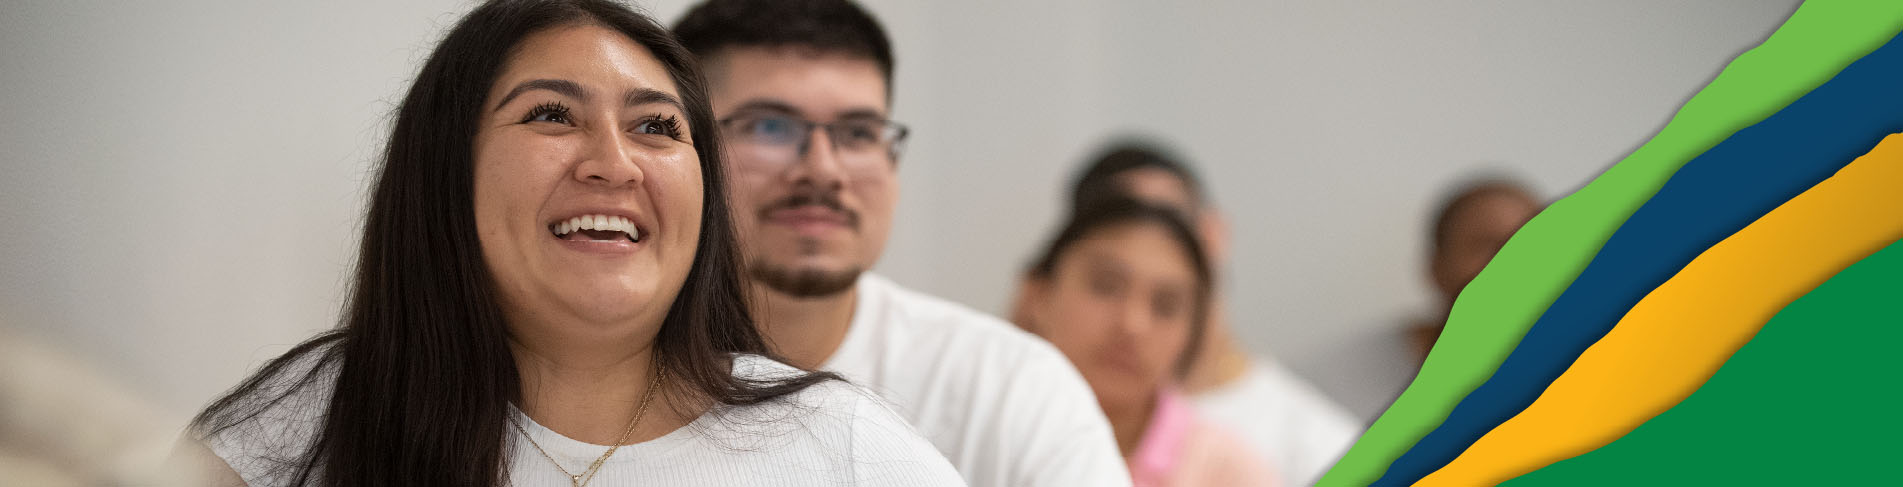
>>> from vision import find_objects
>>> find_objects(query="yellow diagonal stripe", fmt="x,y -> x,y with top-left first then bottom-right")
1416,133 -> 1903,486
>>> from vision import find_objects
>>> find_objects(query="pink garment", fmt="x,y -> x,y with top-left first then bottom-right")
1129,389 -> 1281,487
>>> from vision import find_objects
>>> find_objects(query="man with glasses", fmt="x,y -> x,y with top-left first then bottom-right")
674,1 -> 1130,486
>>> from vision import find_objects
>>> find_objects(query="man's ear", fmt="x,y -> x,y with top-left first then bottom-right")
1429,250 -> 1459,306
1009,274 -> 1047,332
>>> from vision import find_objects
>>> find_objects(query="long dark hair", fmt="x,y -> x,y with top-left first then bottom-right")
1026,197 -> 1215,378
189,1 -> 830,485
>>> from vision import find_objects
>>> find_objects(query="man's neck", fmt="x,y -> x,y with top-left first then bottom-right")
750,282 -> 859,371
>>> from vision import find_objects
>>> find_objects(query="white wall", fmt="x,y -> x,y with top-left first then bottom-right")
0,0 -> 1801,429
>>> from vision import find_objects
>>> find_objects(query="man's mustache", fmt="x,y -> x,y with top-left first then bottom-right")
758,191 -> 860,228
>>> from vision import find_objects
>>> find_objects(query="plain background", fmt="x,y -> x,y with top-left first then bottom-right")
0,0 -> 1802,428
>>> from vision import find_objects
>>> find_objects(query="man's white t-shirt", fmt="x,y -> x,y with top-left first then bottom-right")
1191,358 -> 1362,486
206,349 -> 964,486
821,274 -> 1132,487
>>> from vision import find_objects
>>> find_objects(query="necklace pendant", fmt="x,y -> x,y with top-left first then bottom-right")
570,474 -> 583,486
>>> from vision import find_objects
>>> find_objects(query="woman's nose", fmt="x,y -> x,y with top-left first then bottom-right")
575,129 -> 645,187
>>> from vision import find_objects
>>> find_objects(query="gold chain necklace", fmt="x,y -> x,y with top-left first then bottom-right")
512,361 -> 665,487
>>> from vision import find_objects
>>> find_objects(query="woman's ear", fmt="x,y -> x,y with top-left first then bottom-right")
1197,208 -> 1230,266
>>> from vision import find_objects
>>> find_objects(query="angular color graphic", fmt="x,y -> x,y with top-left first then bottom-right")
1374,26 -> 1903,487
1319,4 -> 1903,482
1418,134 -> 1903,485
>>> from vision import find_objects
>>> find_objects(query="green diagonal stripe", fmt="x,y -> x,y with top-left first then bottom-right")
1320,3 -> 1903,485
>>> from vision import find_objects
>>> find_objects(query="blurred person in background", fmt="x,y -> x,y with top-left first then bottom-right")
672,1 -> 1131,485
1016,141 -> 1361,485
0,330 -> 199,486
1018,197 -> 1276,487
1408,177 -> 1543,360
171,1 -> 962,485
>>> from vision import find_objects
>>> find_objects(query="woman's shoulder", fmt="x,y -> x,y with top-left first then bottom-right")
720,354 -> 876,424
708,354 -> 965,485
1177,414 -> 1281,487
193,337 -> 343,485
729,353 -> 815,381
728,353 -> 884,408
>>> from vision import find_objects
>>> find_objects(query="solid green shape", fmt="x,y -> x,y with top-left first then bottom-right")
1321,3 -> 1903,485
1502,238 -> 1903,486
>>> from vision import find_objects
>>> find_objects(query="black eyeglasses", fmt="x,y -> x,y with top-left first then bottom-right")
718,115 -> 910,169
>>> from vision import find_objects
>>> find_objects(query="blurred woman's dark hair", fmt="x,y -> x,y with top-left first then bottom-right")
189,1 -> 831,484
1069,140 -> 1206,215
1026,196 -> 1214,379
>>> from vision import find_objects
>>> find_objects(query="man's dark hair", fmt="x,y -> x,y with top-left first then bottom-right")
1069,140 -> 1206,215
672,0 -> 895,88
1430,177 -> 1539,252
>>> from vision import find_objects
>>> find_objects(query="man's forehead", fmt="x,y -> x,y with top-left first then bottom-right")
1453,189 -> 1537,222
705,45 -> 889,116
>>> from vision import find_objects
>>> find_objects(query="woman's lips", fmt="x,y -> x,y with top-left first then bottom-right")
1094,349 -> 1150,378
550,214 -> 642,242
551,232 -> 642,254
547,213 -> 644,254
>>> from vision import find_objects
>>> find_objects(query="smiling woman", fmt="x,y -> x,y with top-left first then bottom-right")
172,1 -> 962,486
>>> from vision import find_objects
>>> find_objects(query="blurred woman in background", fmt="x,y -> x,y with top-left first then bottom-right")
171,0 -> 960,485
1017,197 -> 1274,487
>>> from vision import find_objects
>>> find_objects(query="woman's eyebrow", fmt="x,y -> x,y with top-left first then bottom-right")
493,78 -> 588,112
492,80 -> 682,114
625,87 -> 684,111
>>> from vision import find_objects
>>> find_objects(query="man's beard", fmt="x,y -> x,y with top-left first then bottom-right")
748,187 -> 864,298
750,260 -> 862,298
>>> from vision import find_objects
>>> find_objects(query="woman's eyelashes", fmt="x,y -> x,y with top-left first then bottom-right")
632,114 -> 685,141
522,101 -> 573,125
519,103 -> 684,142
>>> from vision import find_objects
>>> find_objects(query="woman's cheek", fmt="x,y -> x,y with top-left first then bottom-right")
1148,323 -> 1193,374
659,152 -> 703,245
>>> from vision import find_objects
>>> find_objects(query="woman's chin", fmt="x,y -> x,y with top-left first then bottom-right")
578,300 -> 658,325
551,285 -> 661,325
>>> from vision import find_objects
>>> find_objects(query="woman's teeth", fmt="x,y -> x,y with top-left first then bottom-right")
552,214 -> 640,242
